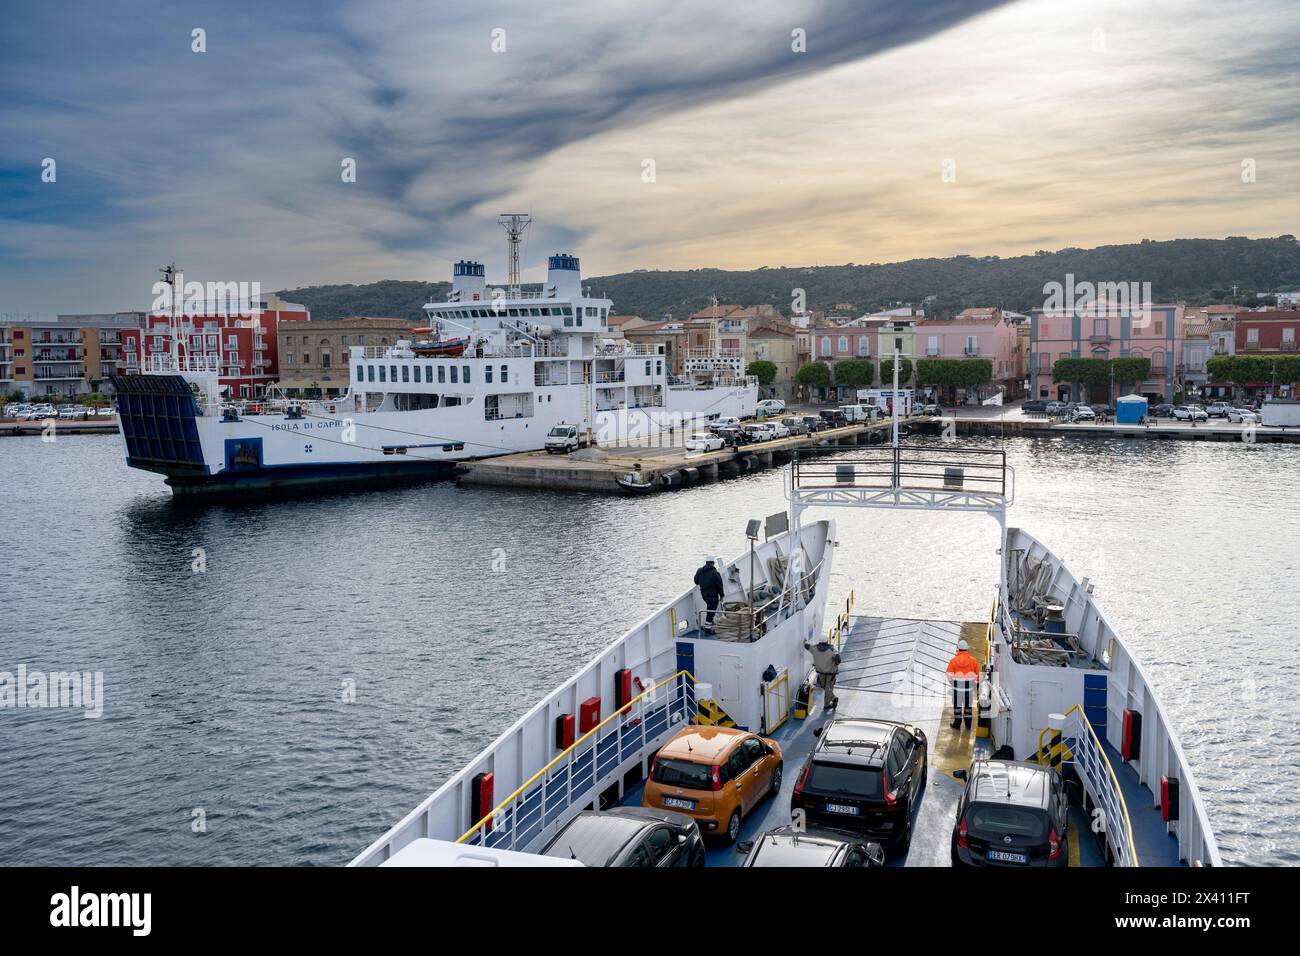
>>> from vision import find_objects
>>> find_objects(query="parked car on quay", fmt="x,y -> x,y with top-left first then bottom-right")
756,399 -> 786,417
1206,401 -> 1233,418
951,760 -> 1069,868
1228,407 -> 1260,424
1089,404 -> 1113,419
643,725 -> 783,844
779,416 -> 809,436
790,717 -> 928,850
738,826 -> 885,868
1068,406 -> 1096,423
684,431 -> 725,453
740,423 -> 772,443
540,806 -> 706,867
820,410 -> 848,428
714,426 -> 743,446
709,416 -> 743,435
1045,401 -> 1068,416
1151,403 -> 1176,419
1020,399 -> 1049,414
1172,405 -> 1208,422
95,406 -> 115,417
802,415 -> 828,432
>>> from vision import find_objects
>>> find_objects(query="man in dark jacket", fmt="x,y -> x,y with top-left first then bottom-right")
693,557 -> 725,631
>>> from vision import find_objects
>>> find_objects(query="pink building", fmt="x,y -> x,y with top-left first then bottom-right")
1029,304 -> 1183,403
914,314 -> 1020,400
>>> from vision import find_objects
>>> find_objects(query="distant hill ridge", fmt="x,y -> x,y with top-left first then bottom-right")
280,236 -> 1300,323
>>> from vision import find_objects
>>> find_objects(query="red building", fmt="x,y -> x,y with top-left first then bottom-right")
119,293 -> 309,398
1235,311 -> 1300,353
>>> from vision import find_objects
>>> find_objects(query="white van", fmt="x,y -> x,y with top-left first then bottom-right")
756,399 -> 786,417
544,423 -> 585,454
838,404 -> 878,423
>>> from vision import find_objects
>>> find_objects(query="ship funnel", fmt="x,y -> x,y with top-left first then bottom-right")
546,253 -> 582,300
451,260 -> 487,302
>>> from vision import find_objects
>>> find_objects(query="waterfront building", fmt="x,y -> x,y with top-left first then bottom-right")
119,293 -> 309,399
914,312 -> 1020,400
1029,303 -> 1183,403
745,320 -> 800,402
0,312 -> 144,398
275,316 -> 417,398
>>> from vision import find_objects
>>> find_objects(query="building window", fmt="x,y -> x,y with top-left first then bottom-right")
821,336 -> 831,357
1154,320 -> 1164,335
286,353 -> 294,365
321,353 -> 331,369
927,335 -> 939,356
1284,327 -> 1296,347
1093,318 -> 1109,336
857,338 -> 870,357
1246,328 -> 1260,344
838,336 -> 848,353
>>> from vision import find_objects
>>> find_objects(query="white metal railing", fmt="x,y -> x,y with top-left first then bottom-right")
458,672 -> 697,853
685,348 -> 744,360
143,353 -> 222,375
598,343 -> 663,356
1048,706 -> 1138,867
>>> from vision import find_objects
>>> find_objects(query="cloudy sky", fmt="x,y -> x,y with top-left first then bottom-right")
2,0 -> 1298,313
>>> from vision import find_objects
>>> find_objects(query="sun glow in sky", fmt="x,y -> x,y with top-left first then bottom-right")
2,0 -> 1297,312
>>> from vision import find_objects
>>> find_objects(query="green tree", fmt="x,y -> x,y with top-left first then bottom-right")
795,361 -> 831,388
1107,356 -> 1151,396
745,360 -> 777,386
1052,357 -> 1109,398
832,358 -> 874,389
878,357 -> 914,386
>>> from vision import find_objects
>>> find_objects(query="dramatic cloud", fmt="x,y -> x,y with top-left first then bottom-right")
1,0 -> 1296,313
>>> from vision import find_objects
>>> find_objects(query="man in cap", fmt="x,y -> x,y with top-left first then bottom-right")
945,639 -> 980,730
803,637 -> 842,712
693,556 -> 725,631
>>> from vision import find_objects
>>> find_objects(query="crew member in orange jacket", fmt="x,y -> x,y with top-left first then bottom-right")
946,639 -> 980,730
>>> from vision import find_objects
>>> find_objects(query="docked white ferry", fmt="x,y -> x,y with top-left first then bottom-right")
351,440 -> 1220,868
110,241 -> 756,495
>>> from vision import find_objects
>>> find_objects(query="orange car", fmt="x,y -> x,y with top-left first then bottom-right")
643,726 -> 783,843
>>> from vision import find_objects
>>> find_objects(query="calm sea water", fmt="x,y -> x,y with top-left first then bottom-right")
0,432 -> 1296,865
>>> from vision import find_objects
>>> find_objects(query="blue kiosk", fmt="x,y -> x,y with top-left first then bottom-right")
1116,393 -> 1148,424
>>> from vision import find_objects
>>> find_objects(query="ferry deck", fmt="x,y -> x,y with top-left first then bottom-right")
617,613 -> 1182,868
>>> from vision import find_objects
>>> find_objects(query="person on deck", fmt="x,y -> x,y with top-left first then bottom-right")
693,557 -> 725,631
804,638 -> 842,712
946,639 -> 980,730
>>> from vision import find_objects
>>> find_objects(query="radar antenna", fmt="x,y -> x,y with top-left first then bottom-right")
497,213 -> 531,297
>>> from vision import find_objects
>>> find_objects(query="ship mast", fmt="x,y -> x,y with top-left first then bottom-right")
497,213 -> 531,298
161,263 -> 181,369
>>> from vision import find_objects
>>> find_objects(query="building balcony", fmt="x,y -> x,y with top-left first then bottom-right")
1089,333 -> 1112,344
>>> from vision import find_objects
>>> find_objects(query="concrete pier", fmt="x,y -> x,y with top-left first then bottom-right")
458,419 -> 904,494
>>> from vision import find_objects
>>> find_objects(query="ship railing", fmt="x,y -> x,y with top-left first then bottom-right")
1040,705 -> 1138,867
143,353 -> 222,375
597,343 -> 664,356
457,671 -> 698,853
790,444 -> 1012,511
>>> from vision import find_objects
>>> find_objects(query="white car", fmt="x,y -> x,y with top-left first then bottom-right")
709,416 -> 742,434
1227,408 -> 1260,423
684,431 -> 725,453
755,399 -> 786,417
1069,406 -> 1096,422
1206,402 -> 1233,418
767,421 -> 790,439
95,406 -> 116,417
1172,405 -> 1208,422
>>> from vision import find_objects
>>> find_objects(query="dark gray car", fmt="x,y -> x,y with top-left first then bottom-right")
739,825 -> 884,867
540,806 -> 705,867
951,759 -> 1069,867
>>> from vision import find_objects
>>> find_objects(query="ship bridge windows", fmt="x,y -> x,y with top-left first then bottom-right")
379,366 -> 386,383
450,366 -> 458,384
438,365 -> 446,383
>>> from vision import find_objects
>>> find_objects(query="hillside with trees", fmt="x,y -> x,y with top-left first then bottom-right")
280,236 -> 1300,322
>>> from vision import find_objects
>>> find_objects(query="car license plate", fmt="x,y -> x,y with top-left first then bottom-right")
662,797 -> 695,811
825,803 -> 859,816
987,849 -> 1027,864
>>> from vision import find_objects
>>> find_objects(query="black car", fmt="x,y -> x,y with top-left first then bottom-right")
820,410 -> 848,427
1151,403 -> 1175,418
1021,399 -> 1049,414
800,415 -> 826,433
739,825 -> 885,867
540,806 -> 705,867
951,759 -> 1069,867
790,717 -> 928,849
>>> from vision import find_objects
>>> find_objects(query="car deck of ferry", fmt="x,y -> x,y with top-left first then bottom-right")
619,613 -> 1184,868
